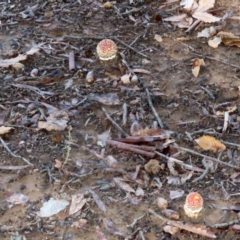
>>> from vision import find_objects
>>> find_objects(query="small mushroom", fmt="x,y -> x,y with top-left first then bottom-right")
96,39 -> 118,61
183,192 -> 203,218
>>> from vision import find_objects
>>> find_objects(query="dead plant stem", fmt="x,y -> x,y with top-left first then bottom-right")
175,146 -> 240,170
145,88 -> 164,128
101,107 -> 129,137
106,139 -> 155,158
0,137 -> 32,166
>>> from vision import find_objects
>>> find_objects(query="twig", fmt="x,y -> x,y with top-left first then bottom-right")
222,141 -> 240,149
0,165 -> 31,170
68,51 -> 75,70
210,218 -> 240,228
101,106 -> 129,137
148,209 -> 217,239
121,7 -> 142,16
192,158 -> 210,183
0,137 -> 32,166
106,139 -> 155,158
185,19 -> 201,32
113,37 -> 148,58
175,146 -> 240,170
192,52 -> 240,69
155,151 -> 204,172
122,103 -> 127,126
200,86 -> 215,100
63,126 -> 72,167
145,88 -> 164,128
127,214 -> 145,228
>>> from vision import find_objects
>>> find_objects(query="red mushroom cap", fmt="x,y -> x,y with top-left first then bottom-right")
96,39 -> 117,61
185,192 -> 203,211
184,192 -> 203,218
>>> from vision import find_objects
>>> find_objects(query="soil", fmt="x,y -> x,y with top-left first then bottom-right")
0,0 -> 240,240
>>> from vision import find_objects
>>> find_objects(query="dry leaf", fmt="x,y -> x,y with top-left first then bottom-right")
192,65 -> 200,77
89,189 -> 107,213
208,36 -> 222,48
162,209 -> 180,220
12,62 -> 25,70
145,159 -> 161,174
86,71 -> 94,83
103,1 -> 113,8
192,0 -> 221,23
54,159 -> 62,169
0,54 -> 27,68
120,74 -> 131,84
167,158 -> 178,176
197,26 -> 217,38
154,34 -> 163,43
113,177 -> 135,193
69,193 -> 87,215
178,17 -> 193,28
0,126 -> 14,135
38,110 -> 69,131
217,31 -> 240,47
180,0 -> 196,10
195,135 -> 226,152
193,11 -> 221,23
71,219 -> 88,229
163,225 -> 179,235
192,58 -> 205,77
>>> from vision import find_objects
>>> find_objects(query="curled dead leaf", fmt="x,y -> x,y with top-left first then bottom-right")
163,225 -> 179,235
195,135 -> 226,152
157,197 -> 168,210
208,36 -> 222,48
192,58 -> 205,77
162,209 -> 180,220
145,159 -> 161,174
217,31 -> 240,47
0,126 -> 14,135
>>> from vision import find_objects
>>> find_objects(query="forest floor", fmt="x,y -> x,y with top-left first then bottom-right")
0,0 -> 240,239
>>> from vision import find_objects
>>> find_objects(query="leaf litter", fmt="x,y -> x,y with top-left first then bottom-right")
0,0 -> 240,239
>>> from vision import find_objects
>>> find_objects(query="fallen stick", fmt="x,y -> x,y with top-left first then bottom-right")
0,137 -> 32,166
106,139 -> 155,158
101,106 -> 129,137
145,88 -> 164,128
175,146 -> 240,170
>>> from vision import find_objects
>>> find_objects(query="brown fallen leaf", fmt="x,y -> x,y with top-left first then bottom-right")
69,193 -> 87,215
163,225 -> 179,235
113,177 -> 135,194
162,209 -> 180,220
192,58 -> 205,77
195,135 -> 226,152
0,126 -> 14,135
0,54 -> 27,68
89,189 -> 107,213
208,36 -> 222,48
217,31 -> 240,47
38,110 -> 69,131
145,159 -> 161,174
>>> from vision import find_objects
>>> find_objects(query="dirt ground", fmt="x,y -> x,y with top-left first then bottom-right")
0,0 -> 240,239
